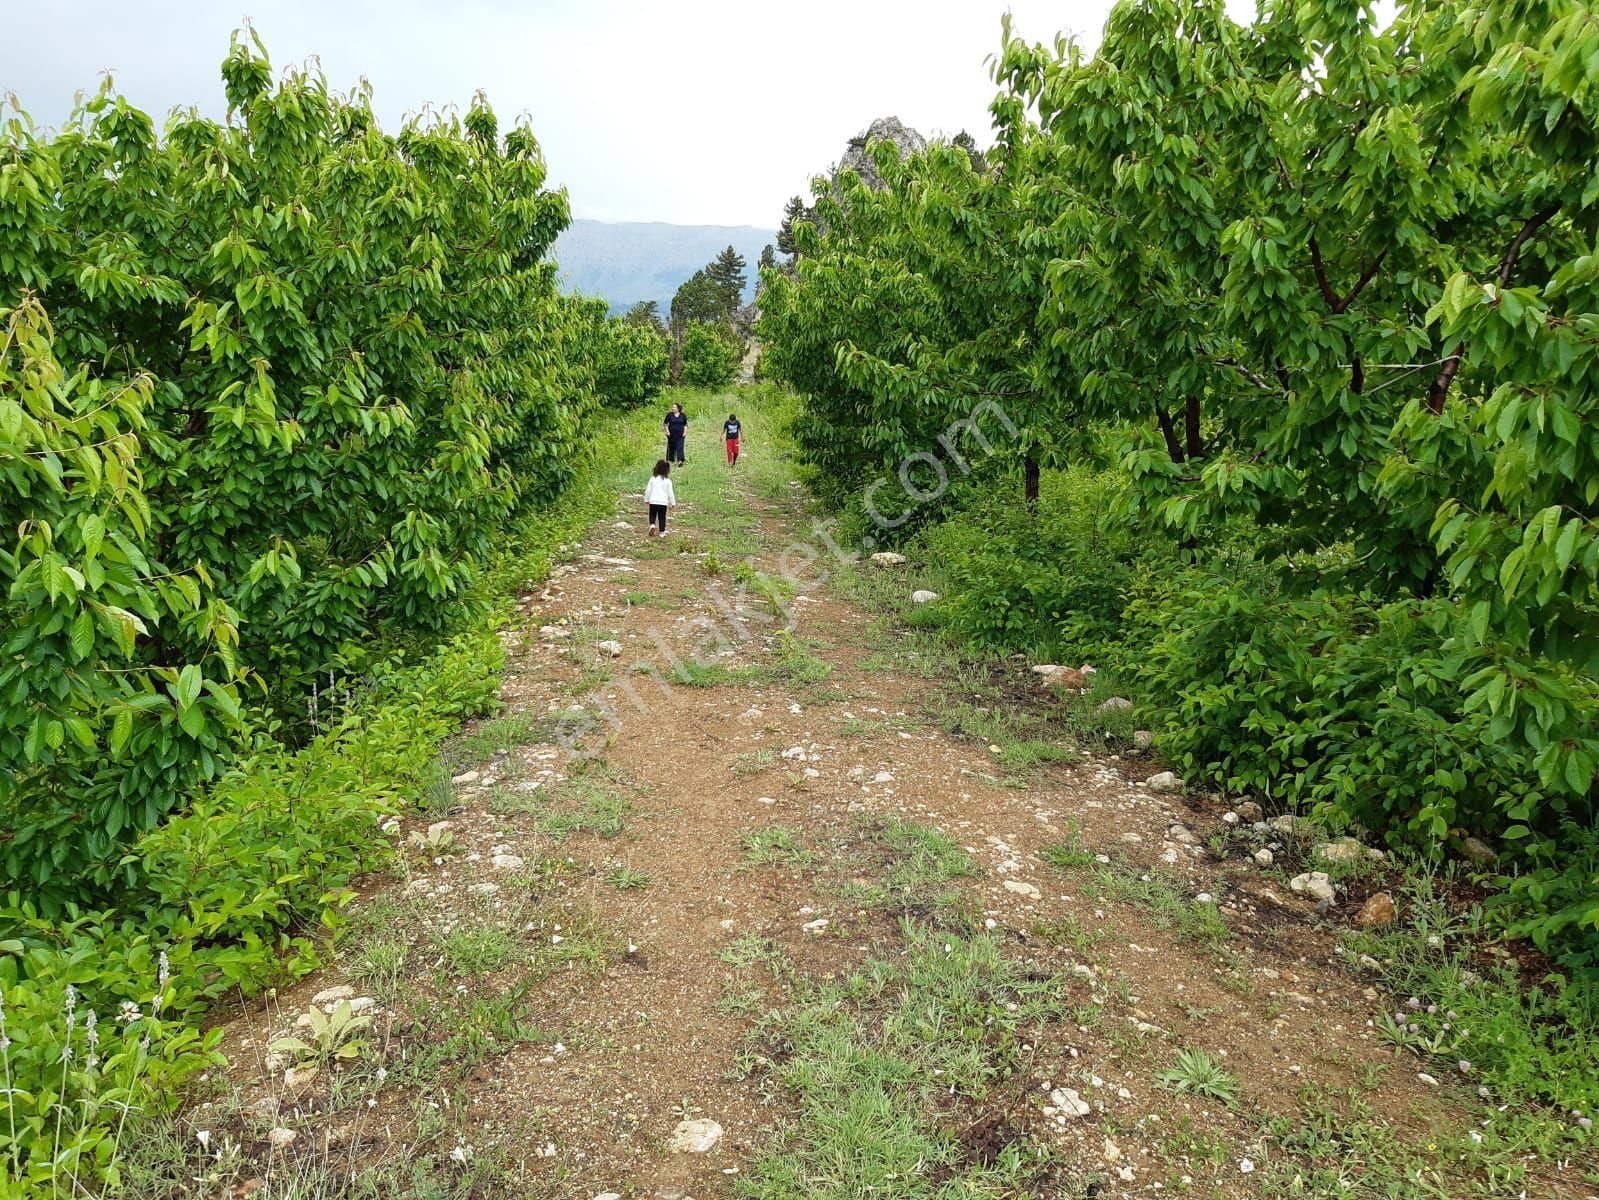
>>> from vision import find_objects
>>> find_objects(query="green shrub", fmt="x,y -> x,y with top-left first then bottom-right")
590,311 -> 670,407
680,323 -> 742,389
918,465 -> 1158,663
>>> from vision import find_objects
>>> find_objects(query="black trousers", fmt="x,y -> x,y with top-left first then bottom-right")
648,503 -> 668,533
667,434 -> 685,464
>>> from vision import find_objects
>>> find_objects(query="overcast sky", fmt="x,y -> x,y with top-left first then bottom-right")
4,1 -> 1247,228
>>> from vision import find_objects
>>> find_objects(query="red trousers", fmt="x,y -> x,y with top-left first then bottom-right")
725,438 -> 739,465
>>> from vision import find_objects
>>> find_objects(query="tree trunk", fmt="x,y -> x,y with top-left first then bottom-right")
1155,406 -> 1185,462
1024,453 -> 1040,508
1184,394 -> 1204,460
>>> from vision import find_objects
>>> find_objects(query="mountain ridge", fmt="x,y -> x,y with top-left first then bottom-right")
552,217 -> 776,315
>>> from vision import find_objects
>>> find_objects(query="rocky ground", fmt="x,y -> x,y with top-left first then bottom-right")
163,411 -> 1592,1200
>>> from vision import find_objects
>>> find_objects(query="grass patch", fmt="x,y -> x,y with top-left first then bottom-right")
741,826 -> 813,868
441,712 -> 553,771
736,929 -> 1066,1199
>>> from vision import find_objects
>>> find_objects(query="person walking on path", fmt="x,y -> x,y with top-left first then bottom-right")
644,459 -> 677,538
663,403 -> 688,466
723,413 -> 741,467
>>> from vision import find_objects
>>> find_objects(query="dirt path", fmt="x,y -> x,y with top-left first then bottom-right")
194,406 -> 1576,1200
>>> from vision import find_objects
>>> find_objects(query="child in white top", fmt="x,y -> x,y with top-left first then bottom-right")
643,459 -> 676,537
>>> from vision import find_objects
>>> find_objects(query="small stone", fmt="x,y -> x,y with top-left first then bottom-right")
1031,664 -> 1088,690
781,745 -> 807,760
1222,811 -> 1240,826
1356,891 -> 1397,928
1235,800 -> 1263,823
243,1096 -> 280,1122
1132,730 -> 1154,751
1317,836 -> 1366,863
871,771 -> 894,784
1268,814 -> 1301,835
1459,837 -> 1496,866
1050,1087 -> 1091,1117
1146,771 -> 1181,793
596,639 -> 624,658
1417,1072 -> 1440,1087
1195,893 -> 1214,904
491,854 -> 525,871
1253,847 -> 1274,866
311,985 -> 355,1006
451,770 -> 480,786
802,918 -> 829,934
666,1118 -> 724,1153
283,1065 -> 318,1093
1004,880 -> 1042,900
1289,871 -> 1336,904
426,820 -> 453,840
266,1127 -> 297,1150
911,589 -> 940,604
870,552 -> 907,566
594,1194 -> 624,1200
1096,697 -> 1133,713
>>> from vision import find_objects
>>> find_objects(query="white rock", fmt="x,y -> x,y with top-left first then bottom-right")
802,918 -> 829,934
870,552 -> 907,566
1096,697 -> 1133,713
1050,1088 -> 1091,1117
451,770 -> 480,786
1132,730 -> 1155,751
911,589 -> 940,604
311,985 -> 355,1006
1316,836 -> 1366,863
266,1127 -> 297,1150
1253,848 -> 1274,866
871,771 -> 894,784
1146,771 -> 1181,793
1289,871 -> 1336,904
781,745 -> 807,760
666,1119 -> 724,1153
1222,812 -> 1240,826
1003,880 -> 1042,900
596,639 -> 624,658
491,854 -> 526,871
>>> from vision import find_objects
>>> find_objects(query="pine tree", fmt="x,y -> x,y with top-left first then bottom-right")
624,300 -> 664,333
670,270 -> 726,331
705,245 -> 748,312
759,244 -> 777,271
776,195 -> 810,258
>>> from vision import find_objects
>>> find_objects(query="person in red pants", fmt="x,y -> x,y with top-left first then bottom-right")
722,413 -> 741,466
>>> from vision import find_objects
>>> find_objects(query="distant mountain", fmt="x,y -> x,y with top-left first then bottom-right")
551,219 -> 776,315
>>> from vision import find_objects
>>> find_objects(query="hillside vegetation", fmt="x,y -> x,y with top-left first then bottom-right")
0,30 -> 660,1190
760,0 -> 1598,972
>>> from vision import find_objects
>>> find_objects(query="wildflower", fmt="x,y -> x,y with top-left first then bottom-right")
118,1001 -> 142,1025
1239,1158 -> 1255,1174
449,1143 -> 472,1164
196,1129 -> 211,1150
85,1010 -> 99,1069
1405,996 -> 1421,1010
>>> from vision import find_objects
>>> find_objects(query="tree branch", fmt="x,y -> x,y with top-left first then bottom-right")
1427,203 -> 1561,412
1309,234 -> 1388,313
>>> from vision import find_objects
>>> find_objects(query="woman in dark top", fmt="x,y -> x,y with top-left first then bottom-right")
663,403 -> 687,465
723,413 -> 741,466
